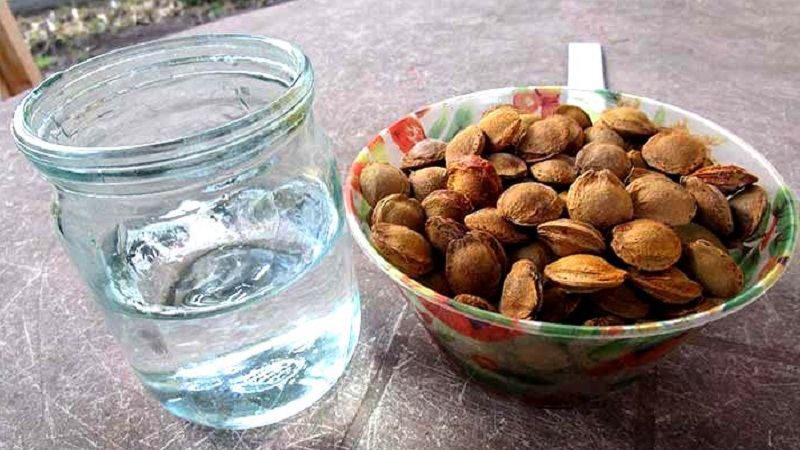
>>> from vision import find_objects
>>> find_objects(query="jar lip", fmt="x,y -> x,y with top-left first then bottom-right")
11,34 -> 312,164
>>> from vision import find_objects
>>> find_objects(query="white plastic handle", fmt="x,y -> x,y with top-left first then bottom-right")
567,43 -> 606,90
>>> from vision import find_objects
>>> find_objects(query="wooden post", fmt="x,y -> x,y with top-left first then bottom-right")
0,0 -> 42,99
0,73 -> 10,98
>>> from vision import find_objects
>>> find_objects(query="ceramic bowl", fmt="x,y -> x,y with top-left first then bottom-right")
345,86 -> 798,404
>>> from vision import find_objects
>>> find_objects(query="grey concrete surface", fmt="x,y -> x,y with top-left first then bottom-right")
1,0 -> 800,448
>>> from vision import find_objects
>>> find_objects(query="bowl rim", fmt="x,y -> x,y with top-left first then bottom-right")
345,85 -> 799,340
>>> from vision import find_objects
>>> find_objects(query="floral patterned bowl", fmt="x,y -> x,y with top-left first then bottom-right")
344,86 -> 798,404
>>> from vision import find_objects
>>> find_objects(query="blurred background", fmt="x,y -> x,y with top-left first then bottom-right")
8,0 -> 290,75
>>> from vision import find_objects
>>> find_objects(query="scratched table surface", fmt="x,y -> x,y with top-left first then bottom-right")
2,0 -> 800,448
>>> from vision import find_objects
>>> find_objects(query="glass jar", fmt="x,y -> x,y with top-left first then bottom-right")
12,34 -> 360,429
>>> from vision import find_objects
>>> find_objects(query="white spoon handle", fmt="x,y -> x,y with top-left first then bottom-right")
567,43 -> 606,90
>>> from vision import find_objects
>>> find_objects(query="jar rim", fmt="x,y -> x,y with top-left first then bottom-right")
11,34 -> 313,178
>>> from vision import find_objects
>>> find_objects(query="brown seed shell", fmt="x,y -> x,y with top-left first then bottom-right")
657,126 -> 689,135
499,260 -> 543,319
641,132 -> 707,175
585,125 -> 627,148
487,153 -> 528,179
551,114 -> 586,154
446,233 -> 503,299
409,167 -> 448,201
517,116 -> 572,162
657,297 -> 723,320
536,288 -> 582,323
401,139 -> 447,170
481,104 -> 518,118
590,284 -> 651,319
479,108 -> 522,151
370,223 -> 434,277
684,239 -> 744,298
445,125 -> 486,168
557,191 -> 569,215
359,162 -> 411,206
371,193 -> 426,232
537,218 -> 606,257
453,294 -> 497,312
681,176 -> 734,236
627,150 -> 647,168
567,170 -> 634,229
446,156 -> 504,209
420,189 -> 473,222
555,104 -> 592,129
497,182 -> 563,226
417,270 -> 452,297
508,241 -> 553,273
729,185 -> 768,241
544,254 -> 627,292
627,174 -> 697,226
464,207 -> 529,244
611,219 -> 682,271
584,316 -> 626,326
467,230 -> 508,274
424,216 -> 468,253
629,267 -> 703,304
575,142 -> 632,181
519,113 -> 542,130
626,167 -> 667,184
673,223 -> 727,252
530,155 -> 578,185
598,106 -> 658,138
689,165 -> 759,194
502,176 -> 536,190
470,230 -> 508,273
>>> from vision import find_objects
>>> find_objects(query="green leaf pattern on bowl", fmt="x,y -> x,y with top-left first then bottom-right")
442,103 -> 474,142
427,108 -> 449,140
769,186 -> 796,258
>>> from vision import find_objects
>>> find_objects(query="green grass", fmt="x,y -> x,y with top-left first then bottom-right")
18,0 -> 289,75
34,54 -> 53,70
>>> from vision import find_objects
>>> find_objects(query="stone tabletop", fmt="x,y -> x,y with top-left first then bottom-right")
2,0 -> 800,448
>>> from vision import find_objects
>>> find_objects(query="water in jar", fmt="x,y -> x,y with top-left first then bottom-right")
102,174 -> 360,429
